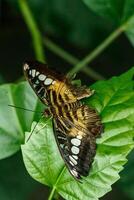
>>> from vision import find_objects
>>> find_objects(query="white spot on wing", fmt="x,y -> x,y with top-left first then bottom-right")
24,63 -> 29,70
60,144 -> 64,148
29,70 -> 32,75
36,71 -> 40,76
31,69 -> 36,77
35,79 -> 39,84
69,161 -> 75,166
77,135 -> 82,140
71,138 -> 81,146
58,136 -> 66,140
38,74 -> 46,81
33,84 -> 36,88
52,80 -> 56,85
44,78 -> 53,85
69,156 -> 77,165
71,146 -> 79,155
72,155 -> 78,160
70,169 -> 78,177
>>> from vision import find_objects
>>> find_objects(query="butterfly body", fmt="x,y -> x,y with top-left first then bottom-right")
23,61 -> 102,180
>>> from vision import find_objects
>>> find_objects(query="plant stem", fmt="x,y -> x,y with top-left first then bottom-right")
18,0 -> 105,80
18,0 -> 45,62
48,167 -> 66,200
44,37 -> 105,80
48,186 -> 56,200
68,24 -> 126,77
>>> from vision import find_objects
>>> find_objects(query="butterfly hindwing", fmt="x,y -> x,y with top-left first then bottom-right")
52,114 -> 98,180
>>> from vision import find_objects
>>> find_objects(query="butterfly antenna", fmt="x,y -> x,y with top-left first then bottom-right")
26,116 -> 52,142
8,104 -> 43,114
26,121 -> 39,142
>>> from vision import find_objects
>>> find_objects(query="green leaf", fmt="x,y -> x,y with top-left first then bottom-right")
0,152 -> 39,200
83,0 -> 134,46
0,81 -> 43,159
21,68 -> 134,200
82,0 -> 125,24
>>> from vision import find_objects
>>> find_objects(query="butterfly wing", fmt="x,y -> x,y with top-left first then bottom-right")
52,105 -> 102,180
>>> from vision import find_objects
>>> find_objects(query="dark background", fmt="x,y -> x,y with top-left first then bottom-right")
0,0 -> 134,200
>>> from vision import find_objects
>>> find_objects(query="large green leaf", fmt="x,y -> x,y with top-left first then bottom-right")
21,68 -> 134,200
83,0 -> 134,46
0,81 -> 43,159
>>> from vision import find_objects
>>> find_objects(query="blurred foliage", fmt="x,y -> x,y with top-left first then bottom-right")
83,0 -> 134,46
83,0 -> 126,24
0,152 -> 40,200
118,150 -> 134,200
6,0 -> 134,48
6,0 -> 115,48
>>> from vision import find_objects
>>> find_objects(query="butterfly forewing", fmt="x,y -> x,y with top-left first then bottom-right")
23,61 -> 103,181
23,61 -> 64,105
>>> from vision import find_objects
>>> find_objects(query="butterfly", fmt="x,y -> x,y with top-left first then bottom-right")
23,61 -> 102,180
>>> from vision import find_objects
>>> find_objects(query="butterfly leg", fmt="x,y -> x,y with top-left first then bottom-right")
42,108 -> 52,118
34,115 -> 52,135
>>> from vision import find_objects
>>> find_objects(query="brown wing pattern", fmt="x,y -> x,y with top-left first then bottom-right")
23,60 -> 103,181
52,104 -> 102,180
53,117 -> 96,180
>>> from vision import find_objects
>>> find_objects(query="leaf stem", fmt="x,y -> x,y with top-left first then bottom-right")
44,37 -> 105,80
68,24 -> 126,77
48,186 -> 56,200
18,0 -> 45,62
48,166 -> 66,200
